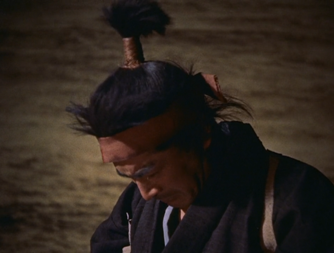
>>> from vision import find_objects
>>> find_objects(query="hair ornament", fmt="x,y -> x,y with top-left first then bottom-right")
123,37 -> 144,68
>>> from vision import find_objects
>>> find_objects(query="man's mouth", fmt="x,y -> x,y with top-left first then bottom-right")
157,192 -> 177,204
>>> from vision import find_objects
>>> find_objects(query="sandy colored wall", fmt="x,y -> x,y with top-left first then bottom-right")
0,0 -> 333,252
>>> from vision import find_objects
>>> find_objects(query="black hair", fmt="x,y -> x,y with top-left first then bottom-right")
66,0 -> 251,148
66,61 -> 251,138
103,0 -> 170,38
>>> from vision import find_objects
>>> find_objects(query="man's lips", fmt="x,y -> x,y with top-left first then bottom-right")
157,192 -> 177,203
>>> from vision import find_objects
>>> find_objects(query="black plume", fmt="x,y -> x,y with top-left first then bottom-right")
103,0 -> 171,38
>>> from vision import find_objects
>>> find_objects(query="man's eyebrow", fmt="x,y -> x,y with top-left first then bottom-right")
115,165 -> 154,179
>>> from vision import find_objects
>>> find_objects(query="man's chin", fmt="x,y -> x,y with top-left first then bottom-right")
161,197 -> 191,211
159,194 -> 180,207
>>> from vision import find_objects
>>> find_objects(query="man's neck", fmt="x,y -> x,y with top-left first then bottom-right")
180,209 -> 186,220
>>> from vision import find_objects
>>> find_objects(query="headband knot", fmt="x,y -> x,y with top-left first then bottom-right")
198,73 -> 227,103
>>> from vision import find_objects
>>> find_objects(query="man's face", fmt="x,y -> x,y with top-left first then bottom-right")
113,146 -> 207,211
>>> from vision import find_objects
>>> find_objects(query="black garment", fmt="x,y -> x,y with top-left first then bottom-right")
91,122 -> 334,253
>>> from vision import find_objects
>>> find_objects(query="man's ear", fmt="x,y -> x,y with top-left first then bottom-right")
203,137 -> 212,150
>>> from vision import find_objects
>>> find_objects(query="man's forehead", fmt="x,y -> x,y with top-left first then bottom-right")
97,105 -> 196,163
113,150 -> 154,164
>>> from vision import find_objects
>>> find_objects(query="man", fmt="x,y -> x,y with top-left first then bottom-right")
67,0 -> 334,252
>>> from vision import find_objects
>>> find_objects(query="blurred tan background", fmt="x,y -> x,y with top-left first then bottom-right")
0,0 -> 333,252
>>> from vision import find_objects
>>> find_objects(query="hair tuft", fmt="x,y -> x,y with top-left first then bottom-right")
104,0 -> 171,38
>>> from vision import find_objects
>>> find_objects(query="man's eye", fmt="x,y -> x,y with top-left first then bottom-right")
142,164 -> 153,170
143,165 -> 155,175
147,166 -> 162,179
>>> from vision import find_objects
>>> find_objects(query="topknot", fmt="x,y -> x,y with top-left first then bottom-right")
104,0 -> 171,38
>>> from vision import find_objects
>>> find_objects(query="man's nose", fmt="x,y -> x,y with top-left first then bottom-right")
135,180 -> 159,201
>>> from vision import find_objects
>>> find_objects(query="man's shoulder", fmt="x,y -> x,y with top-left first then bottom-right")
269,152 -> 334,251
272,151 -> 334,217
273,151 -> 333,191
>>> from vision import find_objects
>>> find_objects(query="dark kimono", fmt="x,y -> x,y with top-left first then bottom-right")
91,122 -> 334,253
